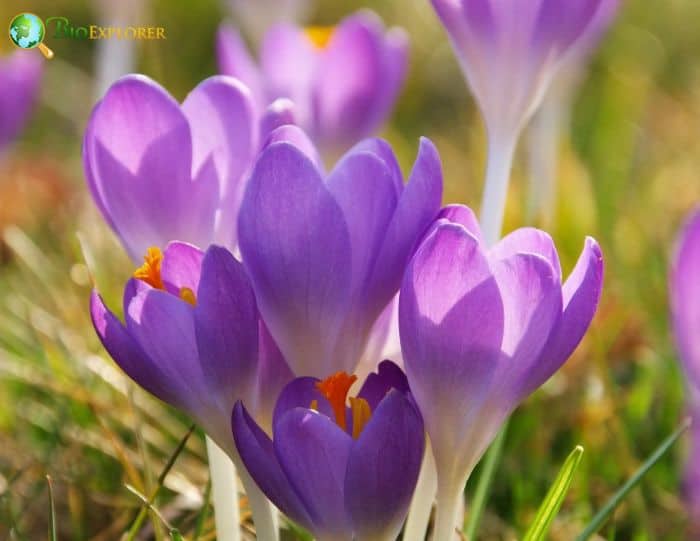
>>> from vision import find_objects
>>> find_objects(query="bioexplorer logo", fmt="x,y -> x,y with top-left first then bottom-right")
9,13 -> 167,59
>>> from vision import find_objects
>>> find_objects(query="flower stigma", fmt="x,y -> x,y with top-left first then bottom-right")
305,26 -> 335,49
315,372 -> 372,438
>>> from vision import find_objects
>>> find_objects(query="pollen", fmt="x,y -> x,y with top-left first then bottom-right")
133,246 -> 165,290
315,371 -> 357,431
179,287 -> 197,306
305,26 -> 335,49
349,397 -> 372,439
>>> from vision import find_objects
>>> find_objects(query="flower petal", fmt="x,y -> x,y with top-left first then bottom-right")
520,236 -> 603,398
216,25 -> 264,107
90,290 -> 186,410
182,76 -> 258,247
272,377 -> 334,428
161,241 -> 204,295
232,402 -> 315,530
490,227 -> 562,281
238,142 -> 352,377
357,360 -> 409,411
274,408 -> 354,537
345,390 -> 424,540
673,212 -> 700,387
194,245 -> 259,413
262,125 -> 324,172
399,223 -> 504,460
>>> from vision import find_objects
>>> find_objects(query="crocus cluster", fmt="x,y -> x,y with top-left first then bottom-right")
217,10 -> 408,154
0,50 -> 42,155
671,210 -> 700,532
85,3 -> 610,539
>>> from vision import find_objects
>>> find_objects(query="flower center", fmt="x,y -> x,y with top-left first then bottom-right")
305,26 -> 335,49
315,372 -> 372,438
134,246 -> 197,305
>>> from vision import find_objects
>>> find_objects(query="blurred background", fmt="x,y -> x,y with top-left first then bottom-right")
1,0 -> 699,539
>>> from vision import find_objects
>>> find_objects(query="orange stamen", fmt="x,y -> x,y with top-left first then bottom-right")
133,247 -> 165,290
305,26 -> 335,49
315,372 -> 357,431
179,287 -> 197,306
349,397 -> 372,439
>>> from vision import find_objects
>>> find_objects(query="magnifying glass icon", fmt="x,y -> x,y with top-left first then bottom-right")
8,13 -> 54,59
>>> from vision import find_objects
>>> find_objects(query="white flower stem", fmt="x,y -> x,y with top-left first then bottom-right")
403,443 -> 437,541
232,448 -> 280,541
479,136 -> 518,247
433,482 -> 466,541
526,95 -> 566,226
206,436 -> 241,541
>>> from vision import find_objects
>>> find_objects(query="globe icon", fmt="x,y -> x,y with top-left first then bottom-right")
9,13 -> 45,49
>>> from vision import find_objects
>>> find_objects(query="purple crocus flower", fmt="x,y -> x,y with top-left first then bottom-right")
430,0 -> 619,243
232,360 -> 425,541
217,11 -> 408,154
399,205 -> 604,540
237,127 -> 443,379
83,74 -> 258,261
90,241 -> 279,449
0,51 -> 42,154
670,209 -> 700,530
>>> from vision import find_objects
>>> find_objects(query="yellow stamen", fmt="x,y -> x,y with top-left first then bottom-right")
310,399 -> 319,412
305,26 -> 335,49
349,397 -> 372,439
179,287 -> 197,306
315,372 -> 357,431
133,246 -> 165,290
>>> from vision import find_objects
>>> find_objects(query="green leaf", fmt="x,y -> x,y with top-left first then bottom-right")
522,445 -> 584,541
46,475 -> 57,541
576,417 -> 691,541
125,424 -> 196,540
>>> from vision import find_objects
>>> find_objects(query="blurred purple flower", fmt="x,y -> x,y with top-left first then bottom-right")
0,51 -> 42,154
237,127 -> 443,378
83,74 -> 258,261
217,10 -> 408,154
232,360 -> 424,541
90,242 -> 290,449
670,209 -> 700,529
399,205 -> 603,539
430,0 -> 619,243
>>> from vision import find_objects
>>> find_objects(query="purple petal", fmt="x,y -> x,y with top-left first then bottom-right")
0,51 -> 42,150
90,290 -> 186,410
313,13 -> 385,146
357,360 -> 409,411
216,25 -> 264,108
182,76 -> 258,247
369,138 -> 444,316
490,228 -> 562,281
433,204 -> 483,243
84,75 -> 215,260
262,125 -> 324,172
399,224 -> 504,457
346,138 -> 404,197
274,408 -> 353,537
488,252 -> 563,404
345,390 -> 424,540
255,320 -> 295,431
519,237 -> 604,398
238,142 -> 352,377
232,402 -> 315,530
193,245 -> 259,412
272,377 -> 334,428
673,212 -> 700,387
260,98 -> 297,142
161,242 -> 204,295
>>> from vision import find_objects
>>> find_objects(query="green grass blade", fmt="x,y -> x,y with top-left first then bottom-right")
523,445 -> 584,541
125,423 -> 196,540
464,420 -> 509,540
46,475 -> 57,541
192,477 -> 212,541
576,417 -> 691,541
